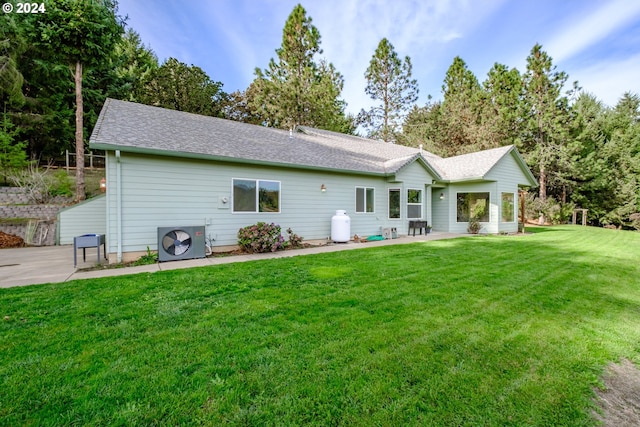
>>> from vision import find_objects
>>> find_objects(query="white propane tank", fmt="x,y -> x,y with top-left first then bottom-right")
331,210 -> 351,243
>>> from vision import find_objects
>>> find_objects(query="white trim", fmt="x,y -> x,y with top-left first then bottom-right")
455,191 -> 491,223
501,192 -> 516,223
388,188 -> 401,220
232,178 -> 282,214
355,186 -> 375,214
407,187 -> 423,219
116,150 -> 122,263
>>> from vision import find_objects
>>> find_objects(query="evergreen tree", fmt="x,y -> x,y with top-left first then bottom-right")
480,63 -> 523,148
109,29 -> 159,103
33,0 -> 123,201
250,4 -> 351,132
224,86 -> 266,125
438,56 -> 483,153
399,100 -> 447,155
0,13 -> 25,108
573,92 -> 640,227
358,38 -> 418,142
0,117 -> 28,184
521,44 -> 571,222
139,57 -> 226,117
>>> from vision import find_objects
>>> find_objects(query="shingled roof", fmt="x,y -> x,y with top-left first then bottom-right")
90,99 -> 438,177
90,99 -> 535,185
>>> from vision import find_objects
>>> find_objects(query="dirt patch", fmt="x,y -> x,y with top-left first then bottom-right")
0,231 -> 25,248
594,359 -> 640,426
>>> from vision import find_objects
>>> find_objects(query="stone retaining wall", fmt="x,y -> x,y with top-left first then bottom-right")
0,187 -> 30,204
0,221 -> 57,246
0,187 -> 72,206
0,205 -> 63,220
0,187 -> 71,246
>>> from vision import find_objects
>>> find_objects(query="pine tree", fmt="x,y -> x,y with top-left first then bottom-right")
0,13 -> 25,108
33,0 -> 123,201
251,4 -> 350,132
139,57 -> 226,117
521,44 -> 571,222
109,29 -> 159,103
480,63 -> 523,148
439,56 -> 483,153
358,38 -> 418,142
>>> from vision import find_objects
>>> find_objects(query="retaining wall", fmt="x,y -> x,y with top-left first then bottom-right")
0,221 -> 56,246
0,187 -> 73,246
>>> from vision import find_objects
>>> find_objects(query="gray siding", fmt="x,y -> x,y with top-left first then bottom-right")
448,182 -> 499,234
431,187 -> 449,231
58,195 -> 106,244
485,151 -> 528,233
392,161 -> 435,227
105,153 -> 436,255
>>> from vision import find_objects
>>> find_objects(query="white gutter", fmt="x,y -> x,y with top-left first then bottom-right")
116,150 -> 122,263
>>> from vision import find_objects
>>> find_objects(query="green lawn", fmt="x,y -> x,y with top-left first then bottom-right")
2,226 -> 639,426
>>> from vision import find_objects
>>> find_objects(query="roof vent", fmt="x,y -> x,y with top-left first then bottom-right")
419,144 -> 423,154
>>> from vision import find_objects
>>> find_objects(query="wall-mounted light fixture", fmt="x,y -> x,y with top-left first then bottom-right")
439,192 -> 444,200
320,184 -> 327,192
100,177 -> 107,193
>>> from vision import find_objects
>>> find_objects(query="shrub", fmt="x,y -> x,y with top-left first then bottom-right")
525,194 -> 575,225
133,247 -> 157,265
49,170 -> 73,197
7,165 -> 73,203
237,222 -> 285,253
467,217 -> 482,234
8,164 -> 51,204
285,227 -> 304,248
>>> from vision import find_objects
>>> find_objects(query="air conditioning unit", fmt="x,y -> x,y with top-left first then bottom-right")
157,226 -> 206,262
382,227 -> 391,239
381,227 -> 398,239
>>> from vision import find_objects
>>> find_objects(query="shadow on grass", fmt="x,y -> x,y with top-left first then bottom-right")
1,226 -> 639,425
524,225 -> 561,233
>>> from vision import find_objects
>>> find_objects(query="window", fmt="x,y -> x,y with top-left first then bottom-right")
501,193 -> 515,222
389,189 -> 400,219
456,192 -> 490,222
407,189 -> 422,219
356,187 -> 375,213
233,179 -> 280,213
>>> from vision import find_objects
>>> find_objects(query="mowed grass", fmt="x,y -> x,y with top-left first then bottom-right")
1,226 -> 640,426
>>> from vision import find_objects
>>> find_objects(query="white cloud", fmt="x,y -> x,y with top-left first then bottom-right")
308,0 -> 506,115
569,53 -> 640,106
544,0 -> 640,63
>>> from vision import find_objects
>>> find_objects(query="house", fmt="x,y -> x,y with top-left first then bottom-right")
60,99 -> 536,263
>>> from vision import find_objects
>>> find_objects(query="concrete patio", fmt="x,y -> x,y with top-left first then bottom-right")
0,232 -> 462,288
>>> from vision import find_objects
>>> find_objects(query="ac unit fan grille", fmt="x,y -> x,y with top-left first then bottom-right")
162,230 -> 192,256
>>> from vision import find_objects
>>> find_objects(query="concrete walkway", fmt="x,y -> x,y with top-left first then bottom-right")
0,232 -> 462,288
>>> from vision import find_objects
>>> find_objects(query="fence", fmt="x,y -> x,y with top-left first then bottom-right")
65,150 -> 106,170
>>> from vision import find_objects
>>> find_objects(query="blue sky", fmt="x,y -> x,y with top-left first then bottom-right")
117,0 -> 640,116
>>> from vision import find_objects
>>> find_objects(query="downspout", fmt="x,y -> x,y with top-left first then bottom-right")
116,150 -> 122,263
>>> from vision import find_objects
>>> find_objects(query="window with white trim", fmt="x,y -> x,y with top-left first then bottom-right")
407,189 -> 423,219
501,193 -> 515,222
356,187 -> 375,213
233,179 -> 280,213
456,192 -> 490,222
389,188 -> 400,219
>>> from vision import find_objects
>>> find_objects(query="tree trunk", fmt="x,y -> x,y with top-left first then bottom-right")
74,60 -> 85,202
538,163 -> 546,225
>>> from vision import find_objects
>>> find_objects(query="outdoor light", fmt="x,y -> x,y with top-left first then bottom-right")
321,184 -> 327,192
439,192 -> 444,200
100,177 -> 107,193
